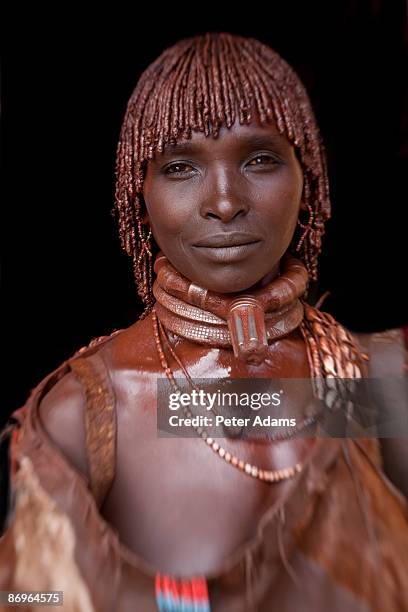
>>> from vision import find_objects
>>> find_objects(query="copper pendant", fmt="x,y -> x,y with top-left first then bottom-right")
227,297 -> 268,365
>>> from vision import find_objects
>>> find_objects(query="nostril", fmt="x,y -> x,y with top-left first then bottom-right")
200,194 -> 250,222
205,207 -> 248,222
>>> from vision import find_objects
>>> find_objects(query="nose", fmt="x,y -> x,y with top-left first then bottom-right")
199,167 -> 250,222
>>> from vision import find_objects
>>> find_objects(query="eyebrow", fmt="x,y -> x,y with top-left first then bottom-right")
159,133 -> 288,158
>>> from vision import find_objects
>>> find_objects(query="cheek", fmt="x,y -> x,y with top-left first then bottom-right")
146,174 -> 207,242
277,163 -> 304,203
258,171 -> 302,223
144,194 -> 194,255
254,171 -> 302,251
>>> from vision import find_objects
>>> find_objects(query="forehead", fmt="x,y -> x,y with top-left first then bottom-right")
157,118 -> 292,159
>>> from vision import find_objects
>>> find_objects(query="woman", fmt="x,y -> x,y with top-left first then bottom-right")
1,32 -> 407,612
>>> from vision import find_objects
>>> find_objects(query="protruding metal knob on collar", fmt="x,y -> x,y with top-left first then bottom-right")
227,296 -> 268,365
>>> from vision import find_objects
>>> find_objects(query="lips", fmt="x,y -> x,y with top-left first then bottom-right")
193,232 -> 262,248
192,233 -> 262,264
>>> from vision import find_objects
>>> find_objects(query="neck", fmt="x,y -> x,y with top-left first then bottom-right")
152,252 -> 308,365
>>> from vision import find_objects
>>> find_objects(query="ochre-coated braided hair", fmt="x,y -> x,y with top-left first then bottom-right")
114,32 -> 331,318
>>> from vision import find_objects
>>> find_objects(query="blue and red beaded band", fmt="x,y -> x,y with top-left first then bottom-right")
155,573 -> 211,611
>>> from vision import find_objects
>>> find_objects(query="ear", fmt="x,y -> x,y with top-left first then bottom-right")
299,183 -> 308,211
137,191 -> 150,225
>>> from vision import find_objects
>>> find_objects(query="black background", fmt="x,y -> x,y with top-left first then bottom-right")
2,1 -> 407,421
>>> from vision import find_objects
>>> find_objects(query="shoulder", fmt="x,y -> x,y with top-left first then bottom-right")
38,313 -> 160,477
352,327 -> 407,377
100,311 -> 160,373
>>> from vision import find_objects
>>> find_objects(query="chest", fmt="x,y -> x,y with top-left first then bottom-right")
101,341 -> 315,574
102,432 -> 313,575
103,334 -> 309,574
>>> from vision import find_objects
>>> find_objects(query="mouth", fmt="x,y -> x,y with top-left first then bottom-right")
193,232 -> 262,248
191,232 -> 263,263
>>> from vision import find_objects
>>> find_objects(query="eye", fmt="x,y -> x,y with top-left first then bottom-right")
247,154 -> 280,168
164,162 -> 196,176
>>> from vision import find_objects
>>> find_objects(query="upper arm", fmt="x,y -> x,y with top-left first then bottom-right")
38,370 -> 90,481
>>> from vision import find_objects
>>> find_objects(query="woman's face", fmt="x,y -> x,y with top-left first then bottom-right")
142,118 -> 304,293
